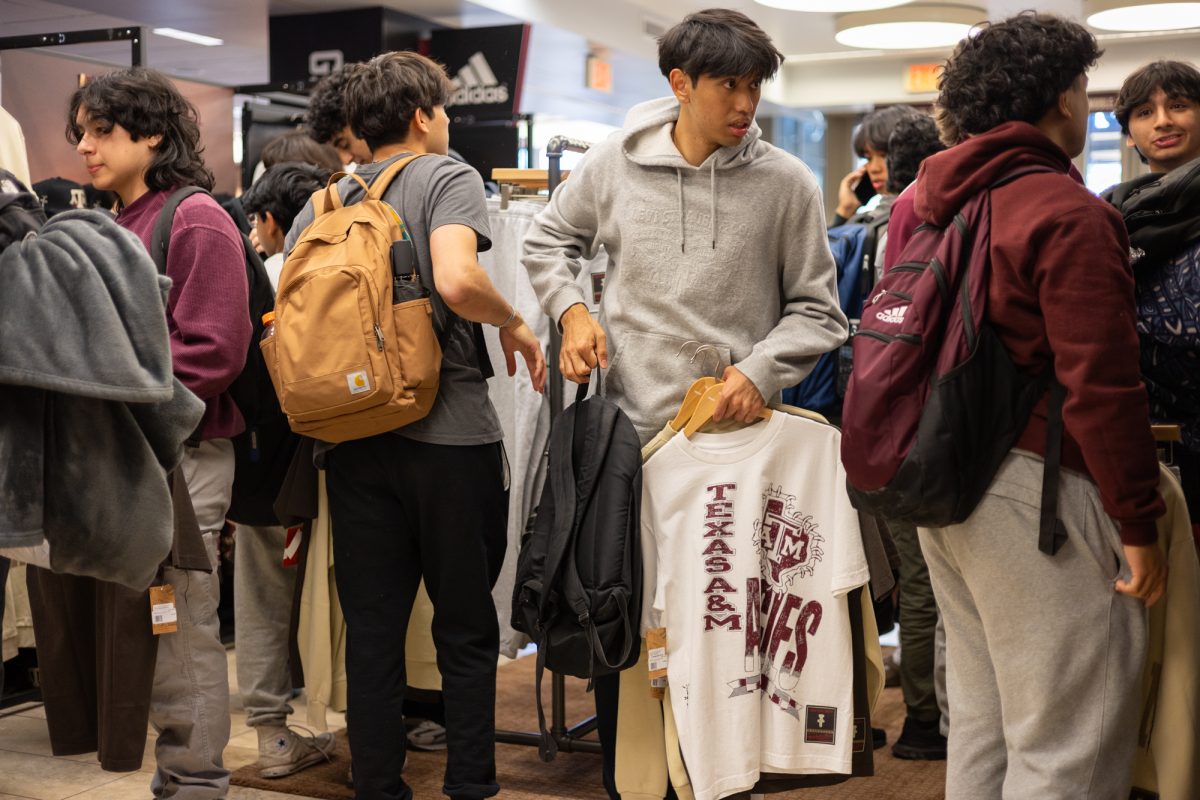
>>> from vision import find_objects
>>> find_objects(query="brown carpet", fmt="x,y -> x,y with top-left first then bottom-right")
231,652 -> 945,799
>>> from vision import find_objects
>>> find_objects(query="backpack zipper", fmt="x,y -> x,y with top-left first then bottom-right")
374,322 -> 385,351
858,329 -> 922,345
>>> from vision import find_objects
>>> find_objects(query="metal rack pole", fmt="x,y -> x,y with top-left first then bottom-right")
494,135 -> 601,760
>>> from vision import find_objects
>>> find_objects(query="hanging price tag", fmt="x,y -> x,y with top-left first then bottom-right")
646,627 -> 668,679
150,585 -> 178,635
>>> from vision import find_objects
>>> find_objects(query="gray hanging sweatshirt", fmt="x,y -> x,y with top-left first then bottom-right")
522,96 -> 847,441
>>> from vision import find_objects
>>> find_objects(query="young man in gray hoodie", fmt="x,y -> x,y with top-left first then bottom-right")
522,9 -> 846,797
523,8 -> 846,444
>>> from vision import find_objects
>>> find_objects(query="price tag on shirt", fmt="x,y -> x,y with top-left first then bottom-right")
150,584 -> 178,635
646,627 -> 668,679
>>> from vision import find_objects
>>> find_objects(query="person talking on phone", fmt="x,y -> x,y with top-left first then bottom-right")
831,105 -> 926,227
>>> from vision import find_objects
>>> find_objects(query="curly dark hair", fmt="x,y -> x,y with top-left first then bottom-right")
66,66 -> 213,192
852,105 -> 925,158
241,162 -> 331,236
305,64 -> 357,145
886,113 -> 945,194
1114,60 -> 1200,135
936,12 -> 1102,145
658,8 -> 783,83
344,51 -> 454,152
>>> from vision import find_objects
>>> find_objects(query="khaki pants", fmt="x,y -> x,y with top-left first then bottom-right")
149,440 -> 234,799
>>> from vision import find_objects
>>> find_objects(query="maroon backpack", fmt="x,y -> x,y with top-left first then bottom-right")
841,168 -> 1068,555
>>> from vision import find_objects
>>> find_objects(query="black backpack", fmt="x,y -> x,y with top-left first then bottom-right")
152,187 -> 294,526
511,378 -> 643,757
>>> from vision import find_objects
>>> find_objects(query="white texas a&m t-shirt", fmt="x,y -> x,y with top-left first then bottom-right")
642,412 -> 869,800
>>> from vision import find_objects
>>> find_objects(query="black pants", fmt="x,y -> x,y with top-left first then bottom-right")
0,557 -> 8,697
327,435 -> 507,800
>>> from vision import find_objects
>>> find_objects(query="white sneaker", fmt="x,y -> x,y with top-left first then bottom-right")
405,719 -> 447,751
257,726 -> 336,779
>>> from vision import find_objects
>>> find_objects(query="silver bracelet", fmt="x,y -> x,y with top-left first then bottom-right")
497,305 -> 519,328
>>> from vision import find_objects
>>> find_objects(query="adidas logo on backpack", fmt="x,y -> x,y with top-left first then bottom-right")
261,154 -> 443,444
875,304 -> 908,325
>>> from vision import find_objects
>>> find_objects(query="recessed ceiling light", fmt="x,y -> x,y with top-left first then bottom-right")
755,0 -> 910,10
835,4 -> 985,50
1085,0 -> 1200,31
152,27 -> 224,47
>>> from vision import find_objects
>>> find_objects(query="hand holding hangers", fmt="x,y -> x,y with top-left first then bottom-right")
671,370 -> 771,439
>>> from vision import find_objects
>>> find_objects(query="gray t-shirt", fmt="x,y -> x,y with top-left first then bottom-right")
286,153 -> 503,446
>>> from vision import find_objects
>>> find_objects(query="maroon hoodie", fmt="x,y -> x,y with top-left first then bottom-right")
119,189 -> 251,440
900,121 -> 1163,546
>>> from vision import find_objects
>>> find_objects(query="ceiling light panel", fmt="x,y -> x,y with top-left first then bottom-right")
152,28 -> 224,47
1085,0 -> 1200,31
755,0 -> 911,11
835,4 -> 986,50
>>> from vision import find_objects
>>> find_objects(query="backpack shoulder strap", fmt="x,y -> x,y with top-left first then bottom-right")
150,186 -> 207,275
1039,379 -> 1068,556
310,171 -> 368,217
538,382 -> 591,621
366,153 -> 428,201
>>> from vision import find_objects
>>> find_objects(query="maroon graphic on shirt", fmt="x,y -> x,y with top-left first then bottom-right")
719,487 -> 827,722
754,489 -> 823,589
701,483 -> 742,632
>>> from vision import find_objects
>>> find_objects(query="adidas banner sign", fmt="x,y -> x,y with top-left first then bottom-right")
430,24 -> 528,118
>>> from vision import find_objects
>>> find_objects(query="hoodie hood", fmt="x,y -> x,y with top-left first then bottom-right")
1103,154 -> 1200,268
619,96 -> 765,251
915,121 -> 1072,226
620,96 -> 763,170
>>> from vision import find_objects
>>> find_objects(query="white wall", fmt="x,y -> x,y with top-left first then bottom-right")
780,32 -> 1200,110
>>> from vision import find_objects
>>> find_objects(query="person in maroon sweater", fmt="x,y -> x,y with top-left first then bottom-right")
879,13 -> 1168,800
69,67 -> 250,800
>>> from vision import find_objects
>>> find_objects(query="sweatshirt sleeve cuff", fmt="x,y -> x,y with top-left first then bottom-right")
544,284 -> 590,332
1118,519 -> 1158,547
734,351 -> 784,404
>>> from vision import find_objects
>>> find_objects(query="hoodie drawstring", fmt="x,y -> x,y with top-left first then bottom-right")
710,160 -> 717,250
676,169 -> 685,253
677,161 -> 720,253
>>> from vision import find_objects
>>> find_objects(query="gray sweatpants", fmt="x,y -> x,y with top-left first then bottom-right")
919,450 -> 1147,800
150,439 -> 234,799
233,523 -> 296,729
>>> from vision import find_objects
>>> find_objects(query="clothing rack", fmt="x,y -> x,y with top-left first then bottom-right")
494,136 -> 602,760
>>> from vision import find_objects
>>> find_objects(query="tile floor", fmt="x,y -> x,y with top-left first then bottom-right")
0,648 -> 344,800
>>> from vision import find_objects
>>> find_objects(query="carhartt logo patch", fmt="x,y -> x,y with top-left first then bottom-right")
346,370 -> 371,395
805,706 -> 837,745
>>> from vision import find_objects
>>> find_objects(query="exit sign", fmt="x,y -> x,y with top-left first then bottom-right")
587,56 -> 613,93
905,63 -> 943,94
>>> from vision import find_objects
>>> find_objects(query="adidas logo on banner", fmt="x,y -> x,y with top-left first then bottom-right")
875,305 -> 908,325
450,52 -> 510,107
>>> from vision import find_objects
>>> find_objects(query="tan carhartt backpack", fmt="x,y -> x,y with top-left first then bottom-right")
261,154 -> 442,443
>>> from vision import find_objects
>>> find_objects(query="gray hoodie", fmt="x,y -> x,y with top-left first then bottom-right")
523,96 -> 847,441
0,209 -> 205,590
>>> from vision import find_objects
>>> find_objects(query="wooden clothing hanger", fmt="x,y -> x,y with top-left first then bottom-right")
668,376 -> 719,432
683,381 -> 771,439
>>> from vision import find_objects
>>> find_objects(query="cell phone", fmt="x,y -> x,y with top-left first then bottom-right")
391,239 -> 417,278
854,173 -> 877,206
